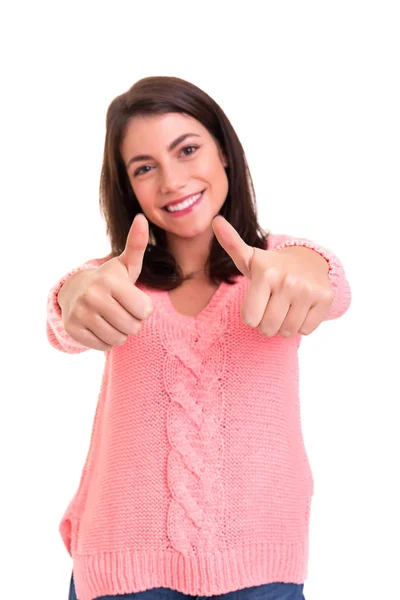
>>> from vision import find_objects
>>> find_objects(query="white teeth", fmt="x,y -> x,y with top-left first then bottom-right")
165,192 -> 202,212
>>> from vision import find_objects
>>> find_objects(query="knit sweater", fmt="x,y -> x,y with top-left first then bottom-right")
47,233 -> 351,600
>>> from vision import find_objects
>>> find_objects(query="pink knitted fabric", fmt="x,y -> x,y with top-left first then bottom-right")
47,233 -> 351,600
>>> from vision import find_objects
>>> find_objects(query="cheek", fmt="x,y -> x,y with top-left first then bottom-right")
200,157 -> 225,183
131,181 -> 153,207
214,162 -> 229,190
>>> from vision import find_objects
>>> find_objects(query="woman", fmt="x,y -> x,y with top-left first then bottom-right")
46,76 -> 351,600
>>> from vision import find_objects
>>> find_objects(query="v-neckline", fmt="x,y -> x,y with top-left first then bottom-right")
163,280 -> 228,323
145,275 -> 243,328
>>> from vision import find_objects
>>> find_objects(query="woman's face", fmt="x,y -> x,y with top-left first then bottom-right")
120,112 -> 229,239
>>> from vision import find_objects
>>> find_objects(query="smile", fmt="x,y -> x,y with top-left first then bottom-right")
163,190 -> 204,216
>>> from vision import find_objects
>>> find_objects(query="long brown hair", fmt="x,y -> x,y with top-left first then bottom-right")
99,76 -> 270,290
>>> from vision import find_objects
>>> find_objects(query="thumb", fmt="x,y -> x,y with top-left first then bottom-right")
118,213 -> 149,282
212,215 -> 255,278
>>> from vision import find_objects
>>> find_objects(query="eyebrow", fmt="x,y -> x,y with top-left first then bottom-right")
126,133 -> 201,170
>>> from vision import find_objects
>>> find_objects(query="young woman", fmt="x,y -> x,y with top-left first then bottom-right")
47,76 -> 351,600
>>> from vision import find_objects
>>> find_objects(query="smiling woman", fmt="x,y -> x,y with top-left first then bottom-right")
99,75 -> 270,289
47,74 -> 351,600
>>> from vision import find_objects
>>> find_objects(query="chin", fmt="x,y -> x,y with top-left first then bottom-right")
174,229 -> 204,239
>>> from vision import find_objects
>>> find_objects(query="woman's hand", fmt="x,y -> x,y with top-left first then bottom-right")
59,214 -> 154,351
212,216 -> 334,338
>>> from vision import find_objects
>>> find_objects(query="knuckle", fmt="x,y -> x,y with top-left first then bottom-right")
79,286 -> 101,306
283,275 -> 303,293
282,275 -> 297,291
264,267 -> 280,285
302,281 -> 315,296
324,288 -> 335,303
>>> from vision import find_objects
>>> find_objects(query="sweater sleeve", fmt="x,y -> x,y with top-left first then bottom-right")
266,233 -> 352,321
46,253 -> 113,353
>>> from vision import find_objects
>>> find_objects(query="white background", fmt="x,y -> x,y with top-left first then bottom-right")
1,1 -> 399,599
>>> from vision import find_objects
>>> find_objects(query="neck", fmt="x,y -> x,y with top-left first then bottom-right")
167,228 -> 213,280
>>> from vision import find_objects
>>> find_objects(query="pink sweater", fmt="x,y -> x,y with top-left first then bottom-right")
47,233 -> 351,600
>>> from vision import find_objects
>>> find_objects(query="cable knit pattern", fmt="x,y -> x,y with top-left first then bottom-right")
161,303 -> 228,558
46,233 -> 351,600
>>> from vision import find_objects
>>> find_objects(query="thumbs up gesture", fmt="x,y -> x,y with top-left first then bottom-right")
61,214 -> 154,351
212,216 -> 334,338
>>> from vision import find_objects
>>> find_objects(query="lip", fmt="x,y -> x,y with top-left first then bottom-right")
163,190 -> 205,209
163,190 -> 204,217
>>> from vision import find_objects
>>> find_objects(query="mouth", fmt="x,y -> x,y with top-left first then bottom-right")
162,189 -> 205,215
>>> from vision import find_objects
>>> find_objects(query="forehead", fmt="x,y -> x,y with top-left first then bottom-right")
121,112 -> 210,150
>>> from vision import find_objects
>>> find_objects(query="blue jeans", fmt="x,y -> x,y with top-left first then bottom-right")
68,573 -> 305,600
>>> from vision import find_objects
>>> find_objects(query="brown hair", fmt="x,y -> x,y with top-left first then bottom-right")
99,75 -> 270,290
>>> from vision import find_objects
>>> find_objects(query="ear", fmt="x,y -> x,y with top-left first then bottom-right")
218,146 -> 229,168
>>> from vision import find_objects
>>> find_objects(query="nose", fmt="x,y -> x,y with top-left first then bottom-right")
159,162 -> 187,195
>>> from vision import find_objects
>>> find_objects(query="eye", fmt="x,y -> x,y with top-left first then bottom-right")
180,145 -> 199,156
133,145 -> 199,177
134,165 -> 152,177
